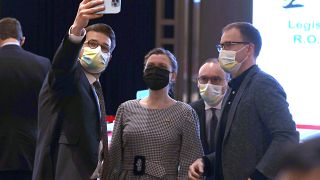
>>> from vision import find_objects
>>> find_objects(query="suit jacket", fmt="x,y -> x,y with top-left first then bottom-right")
32,36 -> 102,180
190,99 -> 221,180
190,99 -> 222,155
0,45 -> 50,171
210,65 -> 299,180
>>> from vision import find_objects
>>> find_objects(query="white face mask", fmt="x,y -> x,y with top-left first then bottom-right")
199,83 -> 226,107
218,46 -> 248,74
79,46 -> 110,74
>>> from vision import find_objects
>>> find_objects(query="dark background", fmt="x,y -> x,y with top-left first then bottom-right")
0,0 -> 156,115
0,0 -> 252,115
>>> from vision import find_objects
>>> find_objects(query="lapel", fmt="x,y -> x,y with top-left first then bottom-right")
88,79 -> 103,139
222,66 -> 260,143
215,87 -> 232,145
79,63 -> 102,119
91,85 -> 102,120
191,99 -> 209,153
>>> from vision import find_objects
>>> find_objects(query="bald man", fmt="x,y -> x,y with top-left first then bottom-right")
189,59 -> 229,179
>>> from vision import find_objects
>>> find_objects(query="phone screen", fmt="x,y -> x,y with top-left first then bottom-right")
97,0 -> 121,14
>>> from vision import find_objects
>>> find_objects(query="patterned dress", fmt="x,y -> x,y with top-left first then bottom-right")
107,100 -> 203,179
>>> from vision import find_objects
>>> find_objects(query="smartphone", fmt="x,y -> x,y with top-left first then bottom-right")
97,0 -> 121,14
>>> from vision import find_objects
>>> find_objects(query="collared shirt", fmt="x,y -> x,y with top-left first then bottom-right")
228,65 -> 257,91
225,65 -> 257,107
68,26 -> 86,43
1,41 -> 20,47
85,71 -> 97,85
204,100 -> 222,111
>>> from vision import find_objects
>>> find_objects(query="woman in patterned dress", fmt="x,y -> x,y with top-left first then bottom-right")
107,48 -> 204,179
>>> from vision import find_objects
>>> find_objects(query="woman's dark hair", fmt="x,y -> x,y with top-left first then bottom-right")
144,48 -> 178,73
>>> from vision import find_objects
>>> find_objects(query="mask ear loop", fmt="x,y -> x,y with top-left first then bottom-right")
236,44 -> 250,53
236,44 -> 251,64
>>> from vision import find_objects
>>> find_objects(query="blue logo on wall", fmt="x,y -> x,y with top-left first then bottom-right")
283,0 -> 304,8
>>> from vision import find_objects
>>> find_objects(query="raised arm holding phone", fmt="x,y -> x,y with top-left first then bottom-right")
32,1 -> 117,180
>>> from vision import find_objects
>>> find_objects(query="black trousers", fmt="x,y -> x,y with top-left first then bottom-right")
0,170 -> 32,180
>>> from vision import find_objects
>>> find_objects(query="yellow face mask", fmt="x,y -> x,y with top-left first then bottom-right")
199,83 -> 226,107
79,46 -> 110,74
218,45 -> 248,74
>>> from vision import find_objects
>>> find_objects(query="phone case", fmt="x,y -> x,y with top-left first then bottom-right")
97,0 -> 121,14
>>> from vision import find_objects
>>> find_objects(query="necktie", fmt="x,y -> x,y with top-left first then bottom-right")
92,81 -> 108,179
208,108 -> 218,152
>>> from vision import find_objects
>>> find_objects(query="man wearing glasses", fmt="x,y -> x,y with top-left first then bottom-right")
190,59 -> 229,180
33,0 -> 115,180
189,22 -> 299,180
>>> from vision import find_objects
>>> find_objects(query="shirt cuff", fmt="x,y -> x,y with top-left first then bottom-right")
68,26 -> 86,43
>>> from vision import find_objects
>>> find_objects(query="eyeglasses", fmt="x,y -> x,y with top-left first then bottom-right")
216,41 -> 250,52
198,76 -> 224,84
84,39 -> 111,53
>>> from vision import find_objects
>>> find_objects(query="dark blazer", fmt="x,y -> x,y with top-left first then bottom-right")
32,36 -> 102,180
190,99 -> 223,155
190,99 -> 210,155
210,66 -> 299,179
190,99 -> 221,180
0,45 -> 50,171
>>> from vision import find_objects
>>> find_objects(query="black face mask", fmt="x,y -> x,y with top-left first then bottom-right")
143,66 -> 170,90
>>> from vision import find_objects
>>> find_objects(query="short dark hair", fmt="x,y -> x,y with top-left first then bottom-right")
223,22 -> 262,57
144,48 -> 178,73
0,17 -> 23,41
277,137 -> 320,174
85,23 -> 116,52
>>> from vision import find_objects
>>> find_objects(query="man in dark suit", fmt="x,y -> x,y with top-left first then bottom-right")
189,59 -> 228,179
0,17 -> 51,180
189,22 -> 299,180
32,0 -> 116,180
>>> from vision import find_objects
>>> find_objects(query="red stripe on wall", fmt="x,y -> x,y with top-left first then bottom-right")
105,116 -> 320,130
105,115 -> 116,123
296,124 -> 320,130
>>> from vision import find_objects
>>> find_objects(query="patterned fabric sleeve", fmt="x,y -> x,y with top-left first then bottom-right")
107,103 -> 125,179
178,107 -> 204,179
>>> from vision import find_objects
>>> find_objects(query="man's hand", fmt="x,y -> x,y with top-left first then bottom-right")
188,158 -> 204,180
71,0 -> 105,35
